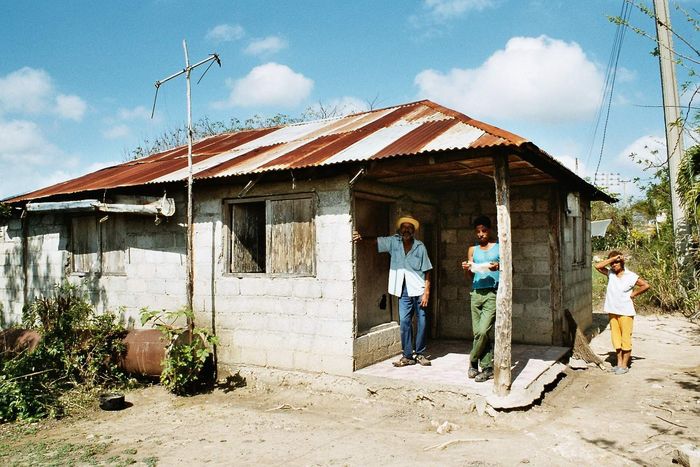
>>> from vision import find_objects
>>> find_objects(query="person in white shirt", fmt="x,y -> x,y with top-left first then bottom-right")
353,215 -> 433,367
595,251 -> 650,375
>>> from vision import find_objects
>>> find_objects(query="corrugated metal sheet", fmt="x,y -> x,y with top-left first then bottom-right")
5,100 -> 588,203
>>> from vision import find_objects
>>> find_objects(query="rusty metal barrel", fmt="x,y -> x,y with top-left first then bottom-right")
0,328 -> 41,355
120,329 -> 167,376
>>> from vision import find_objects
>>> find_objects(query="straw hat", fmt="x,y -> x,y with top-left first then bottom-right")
396,215 -> 420,231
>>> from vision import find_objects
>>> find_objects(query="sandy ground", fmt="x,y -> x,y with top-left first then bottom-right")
3,311 -> 699,466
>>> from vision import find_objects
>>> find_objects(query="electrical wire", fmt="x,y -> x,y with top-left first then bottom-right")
586,0 -> 632,184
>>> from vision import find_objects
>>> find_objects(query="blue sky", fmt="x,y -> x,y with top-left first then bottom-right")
1,0 -> 698,201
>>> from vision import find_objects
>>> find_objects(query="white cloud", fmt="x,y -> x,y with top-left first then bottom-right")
55,94 -> 87,121
244,36 -> 288,56
0,117 -> 120,199
423,0 -> 495,20
0,119 -> 56,165
0,67 -> 88,121
206,24 -> 245,42
615,66 -> 637,83
410,0 -> 495,30
554,154 -> 589,178
415,35 -> 604,123
217,62 -> 314,108
101,106 -> 158,141
117,106 -> 152,121
0,118 -> 68,198
616,134 -> 666,169
103,124 -> 131,140
0,67 -> 53,114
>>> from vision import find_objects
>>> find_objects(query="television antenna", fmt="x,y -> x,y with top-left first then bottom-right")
151,40 -> 221,313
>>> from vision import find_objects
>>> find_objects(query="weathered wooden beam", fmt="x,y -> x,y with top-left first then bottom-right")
493,154 -> 512,396
548,188 -> 564,345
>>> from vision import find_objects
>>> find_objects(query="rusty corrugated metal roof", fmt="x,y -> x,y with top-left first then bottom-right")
5,100 -> 606,203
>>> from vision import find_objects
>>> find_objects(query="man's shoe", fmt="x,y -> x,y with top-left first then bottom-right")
415,354 -> 431,366
613,366 -> 629,375
475,367 -> 494,382
467,365 -> 479,379
393,356 -> 416,367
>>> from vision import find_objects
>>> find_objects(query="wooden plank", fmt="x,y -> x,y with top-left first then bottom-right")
71,216 -> 99,273
548,188 -> 564,345
101,214 -> 126,274
296,197 -> 315,274
493,154 -> 513,396
269,197 -> 314,274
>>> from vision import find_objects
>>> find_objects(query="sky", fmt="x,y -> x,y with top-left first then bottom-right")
1,0 -> 698,202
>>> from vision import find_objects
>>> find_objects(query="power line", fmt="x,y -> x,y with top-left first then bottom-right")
590,1 -> 632,182
631,104 -> 700,110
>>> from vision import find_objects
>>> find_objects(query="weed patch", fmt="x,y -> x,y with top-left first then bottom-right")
0,282 -> 128,422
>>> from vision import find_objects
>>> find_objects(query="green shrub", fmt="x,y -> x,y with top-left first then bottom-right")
140,307 -> 218,396
632,222 -> 699,316
0,203 -> 10,220
0,282 -> 127,422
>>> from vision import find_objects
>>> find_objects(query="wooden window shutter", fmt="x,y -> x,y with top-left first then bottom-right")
71,216 -> 99,273
268,197 -> 314,274
101,214 -> 126,274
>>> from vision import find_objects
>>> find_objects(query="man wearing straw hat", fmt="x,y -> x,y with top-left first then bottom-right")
353,214 -> 433,367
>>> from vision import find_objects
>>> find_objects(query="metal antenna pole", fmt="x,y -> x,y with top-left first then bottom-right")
151,41 -> 221,315
184,40 -> 194,320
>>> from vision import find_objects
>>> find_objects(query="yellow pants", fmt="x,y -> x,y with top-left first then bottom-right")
609,314 -> 634,351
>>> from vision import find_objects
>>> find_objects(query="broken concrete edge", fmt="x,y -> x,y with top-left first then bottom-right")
217,362 -> 566,413
673,443 -> 700,467
486,362 -> 567,410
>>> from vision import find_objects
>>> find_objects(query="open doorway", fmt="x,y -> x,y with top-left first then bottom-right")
354,197 -> 391,334
353,195 -> 439,369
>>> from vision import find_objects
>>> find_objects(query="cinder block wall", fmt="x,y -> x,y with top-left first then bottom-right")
0,194 -> 188,327
100,210 -> 188,325
193,177 -> 355,376
561,199 -> 593,332
0,214 -> 69,324
437,185 -> 554,345
0,219 -> 23,323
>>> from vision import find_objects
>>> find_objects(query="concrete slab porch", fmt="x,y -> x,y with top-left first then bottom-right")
354,340 -> 569,409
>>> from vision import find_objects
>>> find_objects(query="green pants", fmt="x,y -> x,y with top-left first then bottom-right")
470,288 -> 497,370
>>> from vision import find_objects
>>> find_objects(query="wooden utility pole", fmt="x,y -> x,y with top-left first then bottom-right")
493,154 -> 512,396
653,0 -> 688,252
152,41 -> 221,314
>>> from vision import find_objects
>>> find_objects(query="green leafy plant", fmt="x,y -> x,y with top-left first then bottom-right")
0,282 -> 127,422
0,203 -> 11,220
633,220 -> 699,316
140,307 -> 218,396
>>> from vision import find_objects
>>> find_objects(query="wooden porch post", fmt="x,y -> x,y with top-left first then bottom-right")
493,154 -> 512,396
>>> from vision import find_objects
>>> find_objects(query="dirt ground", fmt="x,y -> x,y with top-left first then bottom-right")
2,311 -> 699,466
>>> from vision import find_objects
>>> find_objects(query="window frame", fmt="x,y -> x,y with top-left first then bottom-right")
223,193 -> 317,277
569,194 -> 588,268
70,214 -> 127,276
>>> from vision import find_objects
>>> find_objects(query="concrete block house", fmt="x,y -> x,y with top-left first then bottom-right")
0,100 -> 612,377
